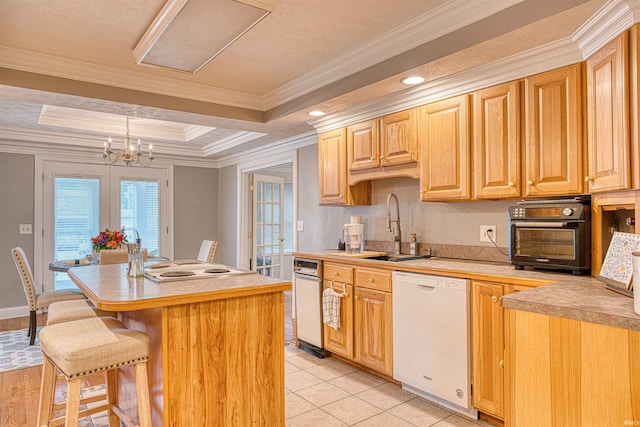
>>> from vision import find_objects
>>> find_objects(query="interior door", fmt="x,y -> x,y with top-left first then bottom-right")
252,173 -> 285,278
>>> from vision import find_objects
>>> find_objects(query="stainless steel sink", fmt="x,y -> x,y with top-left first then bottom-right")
369,254 -> 434,262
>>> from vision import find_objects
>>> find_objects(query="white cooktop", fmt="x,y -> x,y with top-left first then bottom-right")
144,262 -> 255,283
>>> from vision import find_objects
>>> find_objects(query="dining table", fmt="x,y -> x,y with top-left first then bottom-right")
67,262 -> 291,426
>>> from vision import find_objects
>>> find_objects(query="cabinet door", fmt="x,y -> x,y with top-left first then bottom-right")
586,32 -> 630,193
323,281 -> 354,359
318,128 -> 348,205
472,281 -> 505,419
354,287 -> 392,375
472,81 -> 520,199
347,119 -> 379,171
523,64 -> 584,197
420,94 -> 471,201
380,109 -> 419,167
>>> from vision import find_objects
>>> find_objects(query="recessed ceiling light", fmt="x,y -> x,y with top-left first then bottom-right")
402,76 -> 425,85
308,110 -> 326,117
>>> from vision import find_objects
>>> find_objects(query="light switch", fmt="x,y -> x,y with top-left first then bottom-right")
296,220 -> 304,232
19,224 -> 32,235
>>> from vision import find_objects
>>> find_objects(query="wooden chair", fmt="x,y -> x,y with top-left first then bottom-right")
10,247 -> 85,345
197,240 -> 217,263
99,248 -> 148,265
38,317 -> 151,427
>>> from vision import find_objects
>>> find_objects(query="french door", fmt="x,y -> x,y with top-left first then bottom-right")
42,161 -> 168,290
252,174 -> 285,278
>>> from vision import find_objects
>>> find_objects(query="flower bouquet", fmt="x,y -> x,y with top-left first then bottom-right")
92,228 -> 128,257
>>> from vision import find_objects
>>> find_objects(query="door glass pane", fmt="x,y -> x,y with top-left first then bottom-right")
120,180 -> 159,255
54,177 -> 100,289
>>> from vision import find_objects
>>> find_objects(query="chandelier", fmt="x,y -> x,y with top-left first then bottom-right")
102,116 -> 154,166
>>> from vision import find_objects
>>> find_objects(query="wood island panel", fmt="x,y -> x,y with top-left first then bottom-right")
68,264 -> 290,426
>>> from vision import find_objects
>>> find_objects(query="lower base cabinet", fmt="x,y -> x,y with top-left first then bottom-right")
323,264 -> 393,377
507,309 -> 640,426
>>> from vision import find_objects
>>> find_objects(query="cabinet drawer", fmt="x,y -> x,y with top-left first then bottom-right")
324,264 -> 353,284
355,268 -> 392,292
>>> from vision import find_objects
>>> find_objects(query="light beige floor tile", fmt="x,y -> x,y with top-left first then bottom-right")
304,359 -> 359,381
295,381 -> 351,407
328,371 -> 384,394
433,414 -> 486,426
356,382 -> 415,410
287,353 -> 332,369
353,411 -> 415,426
388,397 -> 452,426
285,344 -> 306,359
285,392 -> 316,419
285,360 -> 301,374
285,370 -> 325,391
286,408 -> 347,427
322,395 -> 383,426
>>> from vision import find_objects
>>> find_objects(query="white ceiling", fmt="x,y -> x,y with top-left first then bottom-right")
0,0 -> 622,164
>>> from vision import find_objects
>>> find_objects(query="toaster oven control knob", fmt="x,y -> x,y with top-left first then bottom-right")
562,207 -> 574,216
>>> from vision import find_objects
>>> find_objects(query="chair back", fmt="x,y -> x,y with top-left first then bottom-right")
99,249 -> 148,265
11,247 -> 37,311
197,240 -> 217,263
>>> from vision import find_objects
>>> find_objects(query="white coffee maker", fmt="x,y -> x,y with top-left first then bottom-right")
343,216 -> 364,254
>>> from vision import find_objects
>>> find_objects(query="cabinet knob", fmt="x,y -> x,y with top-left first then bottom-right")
368,278 -> 373,283
499,360 -> 504,368
333,271 -> 337,276
584,176 -> 593,183
491,296 -> 498,303
508,181 -> 515,187
355,295 -> 359,300
371,157 -> 376,161
526,180 -> 534,186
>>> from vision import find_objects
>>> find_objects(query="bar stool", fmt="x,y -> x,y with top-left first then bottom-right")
46,299 -> 117,325
38,317 -> 151,427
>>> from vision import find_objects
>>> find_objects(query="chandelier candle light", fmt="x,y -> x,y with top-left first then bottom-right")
103,116 -> 154,166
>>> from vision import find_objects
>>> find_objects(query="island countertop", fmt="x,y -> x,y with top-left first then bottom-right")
68,263 -> 291,311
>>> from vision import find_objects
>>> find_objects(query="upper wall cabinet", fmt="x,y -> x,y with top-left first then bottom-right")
419,94 -> 471,201
585,32 -> 630,193
523,64 -> 584,197
318,128 -> 371,206
471,81 -> 521,200
347,110 -> 420,185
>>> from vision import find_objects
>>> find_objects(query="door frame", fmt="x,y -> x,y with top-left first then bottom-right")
237,150 -> 298,273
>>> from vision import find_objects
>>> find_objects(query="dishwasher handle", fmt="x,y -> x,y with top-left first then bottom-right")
294,273 -> 321,282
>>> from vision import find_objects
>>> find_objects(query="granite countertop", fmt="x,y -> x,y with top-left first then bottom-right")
294,250 -> 640,332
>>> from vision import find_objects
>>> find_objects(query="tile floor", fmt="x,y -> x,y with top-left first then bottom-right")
284,344 -> 495,427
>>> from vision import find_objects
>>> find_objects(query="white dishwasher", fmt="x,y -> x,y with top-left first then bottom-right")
392,271 -> 476,419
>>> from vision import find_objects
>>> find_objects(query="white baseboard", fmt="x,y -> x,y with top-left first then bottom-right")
0,305 -> 29,319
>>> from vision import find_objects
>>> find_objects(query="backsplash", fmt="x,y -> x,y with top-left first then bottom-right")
365,240 -> 509,264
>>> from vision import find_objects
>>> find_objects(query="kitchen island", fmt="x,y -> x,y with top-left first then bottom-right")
68,263 -> 291,427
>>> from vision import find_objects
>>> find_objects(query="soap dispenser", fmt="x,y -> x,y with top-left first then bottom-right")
409,233 -> 418,255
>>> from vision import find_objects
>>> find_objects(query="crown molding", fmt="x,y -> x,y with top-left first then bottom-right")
310,0 -> 638,133
0,46 -> 263,110
215,131 -> 316,169
201,130 -> 268,157
261,0 -> 523,109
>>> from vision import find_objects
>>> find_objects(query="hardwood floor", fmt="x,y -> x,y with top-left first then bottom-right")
0,289 -> 294,426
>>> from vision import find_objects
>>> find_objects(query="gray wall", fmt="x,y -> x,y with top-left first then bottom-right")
296,144 -> 512,253
217,165 -> 238,266
0,153 -> 35,309
173,166 -> 218,260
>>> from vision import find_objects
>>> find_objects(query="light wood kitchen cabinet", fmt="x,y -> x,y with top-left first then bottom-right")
323,263 -> 354,358
379,109 -> 419,167
471,81 -> 520,199
472,281 -> 505,419
508,309 -> 640,427
318,128 -> 370,206
347,112 -> 420,185
354,268 -> 393,376
523,64 -> 584,197
585,32 -> 630,193
419,94 -> 471,201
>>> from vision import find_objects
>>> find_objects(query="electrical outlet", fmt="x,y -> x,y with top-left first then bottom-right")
19,224 -> 32,235
480,225 -> 496,243
296,220 -> 304,232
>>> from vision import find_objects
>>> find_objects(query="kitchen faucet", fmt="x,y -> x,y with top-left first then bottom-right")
386,192 -> 401,255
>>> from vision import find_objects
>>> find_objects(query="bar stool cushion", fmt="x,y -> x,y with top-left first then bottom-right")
46,300 -> 117,325
40,317 -> 149,379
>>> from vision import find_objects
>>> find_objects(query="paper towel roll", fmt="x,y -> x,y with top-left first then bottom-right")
349,216 -> 362,224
